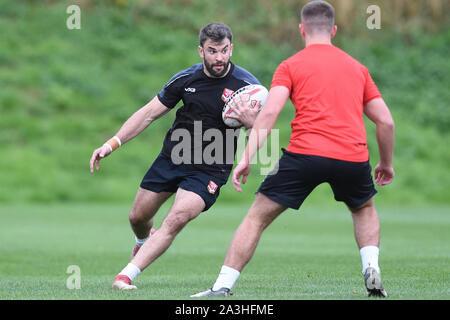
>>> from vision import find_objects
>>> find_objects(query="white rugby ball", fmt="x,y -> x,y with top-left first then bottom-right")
222,84 -> 268,128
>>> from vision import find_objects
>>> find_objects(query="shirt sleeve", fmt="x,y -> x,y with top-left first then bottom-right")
363,67 -> 382,105
232,65 -> 261,85
157,74 -> 186,109
270,60 -> 292,92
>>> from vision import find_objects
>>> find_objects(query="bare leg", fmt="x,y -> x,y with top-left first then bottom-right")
349,197 -> 380,249
349,197 -> 387,297
129,187 -> 173,239
131,188 -> 205,271
195,193 -> 286,294
224,193 -> 287,271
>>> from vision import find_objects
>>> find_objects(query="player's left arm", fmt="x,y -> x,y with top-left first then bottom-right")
232,86 -> 290,191
364,97 -> 395,186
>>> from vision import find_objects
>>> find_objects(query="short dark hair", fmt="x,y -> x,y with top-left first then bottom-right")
199,23 -> 233,47
301,0 -> 335,35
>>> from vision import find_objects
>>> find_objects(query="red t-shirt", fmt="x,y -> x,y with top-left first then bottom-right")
271,44 -> 381,162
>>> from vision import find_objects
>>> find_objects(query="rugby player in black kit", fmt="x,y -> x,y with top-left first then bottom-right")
89,23 -> 261,290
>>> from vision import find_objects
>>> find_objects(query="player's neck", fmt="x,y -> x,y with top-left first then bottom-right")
304,36 -> 332,47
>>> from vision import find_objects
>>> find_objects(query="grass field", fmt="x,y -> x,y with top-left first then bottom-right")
0,203 -> 448,300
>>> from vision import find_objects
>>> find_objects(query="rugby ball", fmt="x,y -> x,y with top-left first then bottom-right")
222,84 -> 268,128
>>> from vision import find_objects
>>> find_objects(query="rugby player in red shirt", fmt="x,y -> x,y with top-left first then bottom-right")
192,0 -> 394,298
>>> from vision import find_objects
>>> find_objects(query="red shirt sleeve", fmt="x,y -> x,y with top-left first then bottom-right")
271,60 -> 292,92
363,67 -> 382,104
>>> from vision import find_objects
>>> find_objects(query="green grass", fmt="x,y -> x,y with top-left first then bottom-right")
0,203 -> 448,300
0,1 -> 449,205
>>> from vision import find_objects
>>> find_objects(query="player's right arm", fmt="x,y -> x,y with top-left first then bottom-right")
363,97 -> 395,186
89,96 -> 170,173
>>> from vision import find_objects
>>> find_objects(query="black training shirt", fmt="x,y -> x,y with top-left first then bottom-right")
157,62 -> 260,179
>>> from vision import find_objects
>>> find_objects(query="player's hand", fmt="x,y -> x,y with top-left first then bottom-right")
227,95 -> 261,129
89,144 -> 112,173
374,163 -> 394,186
232,160 -> 251,192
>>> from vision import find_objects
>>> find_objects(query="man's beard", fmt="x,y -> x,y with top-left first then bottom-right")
204,58 -> 230,78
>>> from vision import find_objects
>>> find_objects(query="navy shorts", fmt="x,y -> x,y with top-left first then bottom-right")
140,153 -> 227,211
258,149 -> 377,210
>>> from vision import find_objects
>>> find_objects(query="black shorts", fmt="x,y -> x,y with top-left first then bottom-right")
258,149 -> 377,210
140,153 -> 227,211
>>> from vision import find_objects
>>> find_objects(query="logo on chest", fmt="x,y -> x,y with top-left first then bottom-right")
221,88 -> 235,103
185,87 -> 196,93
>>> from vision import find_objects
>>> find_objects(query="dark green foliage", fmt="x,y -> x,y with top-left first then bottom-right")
0,1 -> 448,204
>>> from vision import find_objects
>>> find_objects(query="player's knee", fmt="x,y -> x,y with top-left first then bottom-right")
245,210 -> 271,231
129,209 -> 148,227
349,197 -> 375,214
163,211 -> 190,235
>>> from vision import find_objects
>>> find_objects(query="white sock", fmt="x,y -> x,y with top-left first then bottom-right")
360,245 -> 380,274
119,263 -> 141,281
212,265 -> 240,291
135,234 -> 150,247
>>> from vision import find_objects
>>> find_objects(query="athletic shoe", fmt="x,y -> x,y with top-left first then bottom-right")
131,228 -> 157,259
190,287 -> 232,297
112,274 -> 137,290
364,267 -> 387,297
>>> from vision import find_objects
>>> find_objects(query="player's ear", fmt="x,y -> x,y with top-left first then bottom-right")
299,23 -> 306,38
230,43 -> 233,56
198,45 -> 204,59
330,25 -> 337,38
